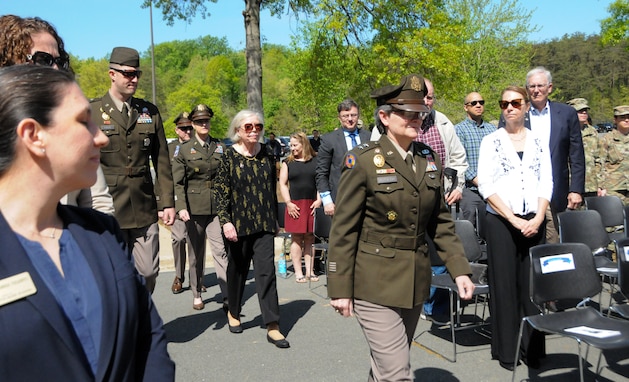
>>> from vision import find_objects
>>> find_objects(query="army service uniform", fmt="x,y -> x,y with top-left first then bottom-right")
172,136 -> 229,301
168,139 -> 189,289
91,92 -> 175,291
327,135 -> 471,379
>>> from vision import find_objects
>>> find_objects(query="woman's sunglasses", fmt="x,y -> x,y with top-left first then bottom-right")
498,99 -> 524,110
27,51 -> 69,71
242,123 -> 263,133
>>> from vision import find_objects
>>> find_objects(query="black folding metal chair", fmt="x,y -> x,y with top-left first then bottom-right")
512,243 -> 629,382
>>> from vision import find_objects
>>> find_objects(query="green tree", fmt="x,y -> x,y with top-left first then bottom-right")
601,0 -> 629,46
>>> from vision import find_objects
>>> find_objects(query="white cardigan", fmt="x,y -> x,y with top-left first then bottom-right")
477,128 -> 553,216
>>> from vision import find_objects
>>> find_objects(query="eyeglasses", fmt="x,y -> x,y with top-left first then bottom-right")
498,99 -> 525,110
526,84 -> 548,90
177,126 -> 193,131
465,100 -> 485,106
193,119 -> 210,125
242,123 -> 263,132
392,110 -> 428,120
26,51 -> 69,71
110,67 -> 142,79
339,113 -> 358,120
577,109 -> 589,114
617,115 -> 629,121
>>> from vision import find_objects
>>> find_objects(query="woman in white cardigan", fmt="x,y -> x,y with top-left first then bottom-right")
477,85 -> 553,371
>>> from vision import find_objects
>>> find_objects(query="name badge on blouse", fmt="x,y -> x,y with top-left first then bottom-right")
0,272 -> 37,307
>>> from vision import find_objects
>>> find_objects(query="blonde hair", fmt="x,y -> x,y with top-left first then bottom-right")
285,132 -> 316,163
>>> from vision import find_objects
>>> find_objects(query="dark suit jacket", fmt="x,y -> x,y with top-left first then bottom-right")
315,128 -> 372,201
326,136 -> 471,308
499,101 -> 585,212
0,206 -> 174,381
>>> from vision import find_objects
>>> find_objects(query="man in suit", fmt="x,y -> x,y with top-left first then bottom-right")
327,74 -> 474,380
526,67 -> 585,243
168,112 -> 192,294
90,47 -> 176,293
315,99 -> 371,216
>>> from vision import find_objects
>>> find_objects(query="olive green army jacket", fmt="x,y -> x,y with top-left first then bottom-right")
327,135 -> 471,309
91,92 -> 174,229
172,137 -> 226,215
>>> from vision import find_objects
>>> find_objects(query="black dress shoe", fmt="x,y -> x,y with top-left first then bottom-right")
228,324 -> 243,334
267,334 -> 290,348
499,360 -> 520,371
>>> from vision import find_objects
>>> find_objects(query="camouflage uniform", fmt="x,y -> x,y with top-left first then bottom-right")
599,129 -> 629,205
581,124 -> 601,194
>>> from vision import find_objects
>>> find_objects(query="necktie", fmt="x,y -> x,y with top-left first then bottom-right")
405,153 -> 415,172
121,103 -> 129,125
349,131 -> 358,148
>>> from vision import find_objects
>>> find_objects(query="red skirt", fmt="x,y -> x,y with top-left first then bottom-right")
284,199 -> 315,234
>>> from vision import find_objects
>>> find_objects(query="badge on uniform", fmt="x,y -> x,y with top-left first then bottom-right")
190,148 -> 197,154
373,154 -> 385,168
0,272 -> 37,307
214,145 -> 224,154
143,137 -> 151,147
425,154 -> 438,172
387,210 -> 398,222
376,168 -> 396,174
138,107 -> 153,124
173,145 -> 180,157
344,153 -> 357,169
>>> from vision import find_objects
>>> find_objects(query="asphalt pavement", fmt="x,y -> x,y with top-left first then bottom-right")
152,225 -> 629,382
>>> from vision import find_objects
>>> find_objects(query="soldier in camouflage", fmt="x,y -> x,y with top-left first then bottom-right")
566,98 -> 601,197
599,105 -> 629,205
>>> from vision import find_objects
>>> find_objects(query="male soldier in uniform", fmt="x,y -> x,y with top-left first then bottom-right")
168,112 -> 193,294
599,105 -> 629,205
91,47 -> 175,293
327,74 -> 474,380
566,98 -> 601,198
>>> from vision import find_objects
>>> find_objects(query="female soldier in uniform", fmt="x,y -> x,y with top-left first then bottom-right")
172,104 -> 228,311
327,74 -> 474,381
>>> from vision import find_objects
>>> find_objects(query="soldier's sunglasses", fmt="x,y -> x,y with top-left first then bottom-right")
392,110 -> 428,120
465,100 -> 485,106
110,67 -> 142,79
27,51 -> 69,71
498,99 -> 524,110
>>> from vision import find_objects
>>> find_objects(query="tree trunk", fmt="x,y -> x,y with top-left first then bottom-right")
243,0 -> 263,113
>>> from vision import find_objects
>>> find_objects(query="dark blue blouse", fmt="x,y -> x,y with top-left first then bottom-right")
17,229 -> 102,376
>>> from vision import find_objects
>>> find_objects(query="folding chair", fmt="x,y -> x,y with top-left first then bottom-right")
414,219 -> 490,362
310,207 -> 332,297
558,210 -> 618,308
585,196 -> 626,243
610,237 -> 629,319
624,205 -> 629,234
512,243 -> 629,382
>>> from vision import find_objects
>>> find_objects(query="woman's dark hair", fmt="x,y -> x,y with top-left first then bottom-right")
0,65 -> 75,175
0,15 -> 71,72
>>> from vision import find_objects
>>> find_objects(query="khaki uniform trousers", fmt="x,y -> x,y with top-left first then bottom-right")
121,222 -> 160,293
353,299 -> 423,382
186,215 -> 228,300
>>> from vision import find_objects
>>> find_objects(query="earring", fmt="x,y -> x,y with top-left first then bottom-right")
41,148 -> 46,153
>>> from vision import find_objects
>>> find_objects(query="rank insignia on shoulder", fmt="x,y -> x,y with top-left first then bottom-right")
373,154 -> 385,168
344,153 -> 357,169
387,210 -> 398,221
214,145 -> 223,154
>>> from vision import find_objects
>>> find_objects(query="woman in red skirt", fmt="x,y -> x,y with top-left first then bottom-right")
279,132 -> 322,283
